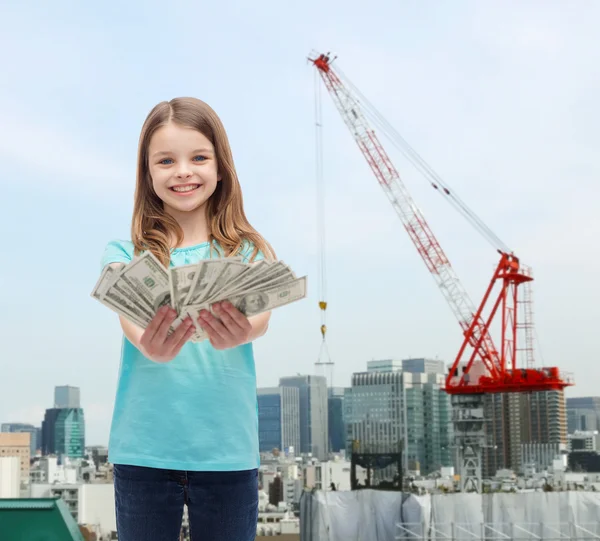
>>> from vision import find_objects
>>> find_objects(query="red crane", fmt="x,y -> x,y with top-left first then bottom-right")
310,52 -> 572,395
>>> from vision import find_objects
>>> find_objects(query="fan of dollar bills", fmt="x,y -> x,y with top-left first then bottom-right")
91,251 -> 307,342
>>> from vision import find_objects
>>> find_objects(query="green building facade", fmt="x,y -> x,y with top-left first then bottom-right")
42,407 -> 85,459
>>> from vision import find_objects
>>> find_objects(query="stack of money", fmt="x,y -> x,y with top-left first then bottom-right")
91,251 -> 307,342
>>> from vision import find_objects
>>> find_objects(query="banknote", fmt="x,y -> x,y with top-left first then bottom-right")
91,265 -> 151,328
222,261 -> 296,299
169,264 -> 197,312
117,252 -> 173,311
213,260 -> 271,299
202,260 -> 249,304
186,277 -> 307,321
92,250 -> 306,344
184,260 -> 227,306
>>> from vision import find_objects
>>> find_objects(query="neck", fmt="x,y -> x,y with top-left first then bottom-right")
167,205 -> 210,248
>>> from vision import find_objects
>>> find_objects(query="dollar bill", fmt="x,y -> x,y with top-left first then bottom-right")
212,259 -> 271,300
184,260 -> 228,306
230,276 -> 306,317
92,250 -> 307,345
202,260 -> 249,304
222,261 -> 295,299
186,276 -> 307,322
117,251 -> 173,311
170,264 -> 197,312
91,266 -> 152,328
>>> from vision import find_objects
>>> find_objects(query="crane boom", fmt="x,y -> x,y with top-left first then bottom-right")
311,52 -> 571,395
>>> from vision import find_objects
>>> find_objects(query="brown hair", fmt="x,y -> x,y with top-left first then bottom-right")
131,97 -> 275,266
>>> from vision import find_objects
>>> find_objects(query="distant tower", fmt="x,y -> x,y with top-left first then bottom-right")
279,375 -> 329,460
42,385 -> 85,459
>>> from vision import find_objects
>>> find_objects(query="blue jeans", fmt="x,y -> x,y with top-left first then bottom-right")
113,464 -> 258,541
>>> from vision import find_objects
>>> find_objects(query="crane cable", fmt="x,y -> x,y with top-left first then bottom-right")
333,64 -> 512,256
314,66 -> 332,377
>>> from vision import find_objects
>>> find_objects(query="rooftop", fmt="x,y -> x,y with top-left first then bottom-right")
0,498 -> 84,540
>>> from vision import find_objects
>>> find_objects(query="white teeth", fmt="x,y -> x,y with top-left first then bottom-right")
172,185 -> 199,193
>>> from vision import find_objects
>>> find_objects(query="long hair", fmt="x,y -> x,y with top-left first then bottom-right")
131,97 -> 275,267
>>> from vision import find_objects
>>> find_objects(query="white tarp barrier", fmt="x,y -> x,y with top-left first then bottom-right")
300,490 -> 600,541
485,492 -> 600,540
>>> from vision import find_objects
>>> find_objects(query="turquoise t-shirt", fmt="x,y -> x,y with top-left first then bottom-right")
100,239 -> 263,471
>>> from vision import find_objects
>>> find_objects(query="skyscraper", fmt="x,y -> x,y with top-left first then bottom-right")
345,358 -> 453,475
566,396 -> 600,433
41,386 -> 85,459
41,408 -> 85,459
279,375 -> 328,460
328,387 -> 346,453
483,390 -> 568,476
257,387 -> 300,453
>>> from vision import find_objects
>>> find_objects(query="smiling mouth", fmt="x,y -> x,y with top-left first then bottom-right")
170,184 -> 200,193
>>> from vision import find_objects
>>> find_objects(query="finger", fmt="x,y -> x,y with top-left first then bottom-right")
199,310 -> 232,342
165,317 -> 194,353
220,301 -> 252,332
213,303 -> 245,334
152,308 -> 178,346
209,334 -> 225,350
171,322 -> 196,354
141,305 -> 171,347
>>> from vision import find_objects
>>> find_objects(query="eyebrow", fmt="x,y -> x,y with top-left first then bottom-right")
152,148 -> 213,158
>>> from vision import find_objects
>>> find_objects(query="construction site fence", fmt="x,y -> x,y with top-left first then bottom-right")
396,521 -> 600,540
300,490 -> 600,541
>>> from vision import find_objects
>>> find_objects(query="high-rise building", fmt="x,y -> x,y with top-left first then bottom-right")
327,387 -> 346,453
257,387 -> 300,453
54,385 -> 80,409
41,408 -> 85,459
483,390 -> 568,476
346,369 -> 404,457
566,397 -> 600,434
405,371 -> 453,474
345,359 -> 453,475
279,375 -> 328,460
1,424 -> 40,455
41,385 -> 85,459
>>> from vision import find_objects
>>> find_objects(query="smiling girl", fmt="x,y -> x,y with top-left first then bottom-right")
100,97 -> 275,540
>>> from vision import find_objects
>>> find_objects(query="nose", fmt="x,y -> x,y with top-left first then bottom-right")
175,167 -> 192,179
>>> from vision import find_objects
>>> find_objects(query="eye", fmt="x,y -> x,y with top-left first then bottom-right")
159,158 -> 173,165
193,155 -> 207,162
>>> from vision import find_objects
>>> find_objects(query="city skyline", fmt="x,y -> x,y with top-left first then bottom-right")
3,363 -> 594,450
2,1 -> 599,446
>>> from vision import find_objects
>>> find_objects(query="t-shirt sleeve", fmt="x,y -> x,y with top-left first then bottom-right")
100,240 -> 135,270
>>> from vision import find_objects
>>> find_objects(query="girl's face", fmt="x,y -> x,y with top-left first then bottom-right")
147,121 -> 220,216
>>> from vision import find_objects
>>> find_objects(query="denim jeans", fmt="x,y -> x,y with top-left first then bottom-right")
113,464 -> 259,541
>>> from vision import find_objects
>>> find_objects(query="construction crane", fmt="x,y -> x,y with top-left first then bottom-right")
309,51 -> 573,491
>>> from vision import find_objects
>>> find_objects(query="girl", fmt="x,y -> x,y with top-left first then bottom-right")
100,97 -> 275,541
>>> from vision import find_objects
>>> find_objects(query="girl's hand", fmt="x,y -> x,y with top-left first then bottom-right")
140,305 -> 195,363
197,301 -> 252,350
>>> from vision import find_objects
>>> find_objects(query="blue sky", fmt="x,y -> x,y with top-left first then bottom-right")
1,0 -> 598,445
